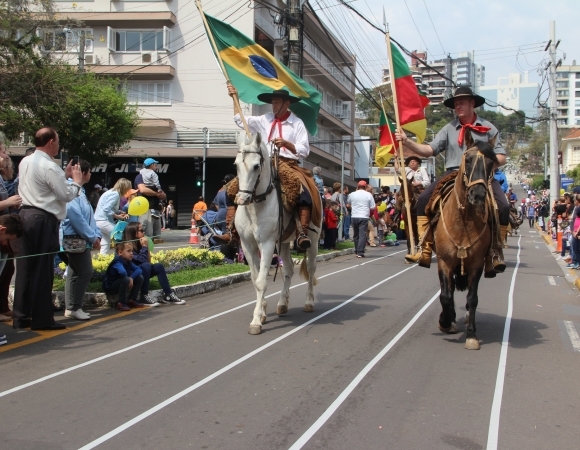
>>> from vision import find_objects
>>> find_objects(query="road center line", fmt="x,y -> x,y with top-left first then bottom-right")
78,264 -> 417,449
563,321 -> 580,352
486,235 -> 522,450
0,250 -> 406,398
288,289 -> 440,450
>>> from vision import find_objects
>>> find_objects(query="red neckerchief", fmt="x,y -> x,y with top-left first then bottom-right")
268,111 -> 291,142
458,114 -> 491,146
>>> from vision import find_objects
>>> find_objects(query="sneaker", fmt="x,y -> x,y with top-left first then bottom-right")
164,290 -> 186,305
0,335 -> 6,346
65,309 -> 90,318
141,294 -> 160,307
566,263 -> 576,268
70,309 -> 91,321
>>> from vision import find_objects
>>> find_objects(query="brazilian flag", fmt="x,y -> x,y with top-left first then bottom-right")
203,13 -> 321,135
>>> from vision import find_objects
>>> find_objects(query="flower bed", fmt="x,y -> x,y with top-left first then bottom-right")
55,247 -> 228,284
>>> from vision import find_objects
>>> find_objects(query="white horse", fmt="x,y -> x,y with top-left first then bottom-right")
234,132 -> 321,335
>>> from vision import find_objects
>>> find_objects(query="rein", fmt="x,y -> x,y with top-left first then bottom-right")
440,150 -> 495,275
237,143 -> 274,203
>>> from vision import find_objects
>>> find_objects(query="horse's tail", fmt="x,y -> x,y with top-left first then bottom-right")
299,255 -> 318,286
454,265 -> 468,292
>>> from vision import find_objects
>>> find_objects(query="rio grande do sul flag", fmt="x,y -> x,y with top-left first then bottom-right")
203,13 -> 321,135
375,111 -> 396,167
390,42 -> 429,143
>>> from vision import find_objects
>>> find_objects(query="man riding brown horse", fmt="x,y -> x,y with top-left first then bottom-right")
395,86 -> 510,274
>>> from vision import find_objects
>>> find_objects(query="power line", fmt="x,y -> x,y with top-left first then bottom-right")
421,0 -> 445,55
401,0 -> 430,56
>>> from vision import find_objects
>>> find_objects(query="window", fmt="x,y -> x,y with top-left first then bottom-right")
557,81 -> 569,88
574,146 -> 580,151
576,100 -> 580,107
122,82 -> 171,105
557,72 -> 569,79
576,110 -> 580,116
576,81 -> 580,88
557,90 -> 569,96
576,91 -> 580,98
108,27 -> 171,52
41,28 -> 93,52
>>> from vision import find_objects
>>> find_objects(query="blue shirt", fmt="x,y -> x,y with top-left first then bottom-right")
103,254 -> 142,291
61,183 -> 102,246
494,170 -> 508,193
94,189 -> 121,224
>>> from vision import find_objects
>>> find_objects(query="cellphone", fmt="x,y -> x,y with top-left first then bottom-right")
71,156 -> 79,165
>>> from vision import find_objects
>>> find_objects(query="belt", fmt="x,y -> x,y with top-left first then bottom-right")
64,235 -> 83,239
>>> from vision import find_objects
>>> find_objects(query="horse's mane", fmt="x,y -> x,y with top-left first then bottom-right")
473,141 -> 498,164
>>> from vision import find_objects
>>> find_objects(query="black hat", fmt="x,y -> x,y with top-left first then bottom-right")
405,156 -> 422,166
257,89 -> 301,104
443,86 -> 485,109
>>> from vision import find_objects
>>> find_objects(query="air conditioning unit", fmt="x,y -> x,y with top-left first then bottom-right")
85,55 -> 99,65
142,52 -> 152,64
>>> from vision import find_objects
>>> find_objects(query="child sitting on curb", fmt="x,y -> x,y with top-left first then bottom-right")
102,242 -> 145,311
384,229 -> 400,246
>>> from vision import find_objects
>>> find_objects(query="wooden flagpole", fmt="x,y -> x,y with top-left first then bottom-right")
385,31 -> 416,253
195,0 -> 251,137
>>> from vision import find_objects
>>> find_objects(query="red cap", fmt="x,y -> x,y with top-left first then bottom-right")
357,180 -> 367,187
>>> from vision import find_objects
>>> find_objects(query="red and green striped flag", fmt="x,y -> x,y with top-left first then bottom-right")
390,42 -> 429,143
375,110 -> 396,167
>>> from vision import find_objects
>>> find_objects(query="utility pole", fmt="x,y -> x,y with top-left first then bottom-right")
285,0 -> 303,75
202,127 -> 208,199
548,21 -> 559,203
544,142 -> 548,180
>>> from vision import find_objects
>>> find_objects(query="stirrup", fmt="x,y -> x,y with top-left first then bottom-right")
297,233 -> 311,250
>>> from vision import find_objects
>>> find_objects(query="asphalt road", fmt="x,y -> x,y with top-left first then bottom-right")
1,206 -> 580,449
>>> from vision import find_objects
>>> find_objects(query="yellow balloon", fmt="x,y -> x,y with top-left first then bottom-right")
128,197 -> 149,216
560,188 -> 565,196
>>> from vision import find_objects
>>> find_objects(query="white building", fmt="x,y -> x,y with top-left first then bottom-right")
561,128 -> 580,172
479,72 -> 540,118
17,0 -> 357,225
555,63 -> 580,127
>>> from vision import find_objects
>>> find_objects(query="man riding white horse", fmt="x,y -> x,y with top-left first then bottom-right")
227,84 -> 320,250
395,86 -> 510,274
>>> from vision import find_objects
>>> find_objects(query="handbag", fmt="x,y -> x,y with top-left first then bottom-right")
62,235 -> 87,253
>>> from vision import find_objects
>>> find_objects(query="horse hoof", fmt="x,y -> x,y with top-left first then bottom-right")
465,338 -> 480,350
277,305 -> 288,315
303,304 -> 314,313
248,325 -> 262,335
439,322 -> 458,334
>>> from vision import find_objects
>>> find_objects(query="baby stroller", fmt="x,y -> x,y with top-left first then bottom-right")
197,209 -> 224,250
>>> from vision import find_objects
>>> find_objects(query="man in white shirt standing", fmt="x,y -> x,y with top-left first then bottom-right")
346,180 -> 376,258
13,127 -> 83,331
228,85 -> 321,250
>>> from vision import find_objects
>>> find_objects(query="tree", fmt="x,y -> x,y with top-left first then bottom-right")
0,1 -> 138,163
355,84 -> 394,140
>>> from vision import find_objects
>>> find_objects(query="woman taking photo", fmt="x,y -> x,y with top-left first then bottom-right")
60,160 -> 102,320
94,178 -> 132,255
122,222 -> 185,306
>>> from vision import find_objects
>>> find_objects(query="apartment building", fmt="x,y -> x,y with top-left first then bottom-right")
17,0 -> 356,225
479,72 -> 539,118
555,63 -> 580,127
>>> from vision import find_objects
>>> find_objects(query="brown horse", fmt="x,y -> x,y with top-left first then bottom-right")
434,136 -> 497,350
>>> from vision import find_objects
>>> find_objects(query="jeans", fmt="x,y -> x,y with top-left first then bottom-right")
96,220 -> 115,255
65,249 -> 94,311
343,214 -> 351,239
139,262 -> 171,295
561,238 -> 568,257
528,216 -> 535,227
105,275 -> 143,305
572,236 -> 580,265
352,217 -> 369,256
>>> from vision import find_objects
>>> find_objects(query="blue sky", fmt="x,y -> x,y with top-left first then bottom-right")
312,0 -> 577,93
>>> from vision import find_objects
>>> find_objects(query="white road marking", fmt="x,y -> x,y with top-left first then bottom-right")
535,246 -> 539,249
0,249 -> 407,398
530,231 -> 536,234
486,235 -> 522,450
78,264 -> 419,449
548,276 -> 556,285
288,290 -> 440,450
564,321 -> 580,352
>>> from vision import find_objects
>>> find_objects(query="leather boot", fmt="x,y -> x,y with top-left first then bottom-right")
492,225 -> 508,273
404,216 -> 433,268
296,206 -> 312,250
484,253 -> 496,278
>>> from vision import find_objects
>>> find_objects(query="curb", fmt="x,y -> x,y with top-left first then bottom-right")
8,247 -> 357,309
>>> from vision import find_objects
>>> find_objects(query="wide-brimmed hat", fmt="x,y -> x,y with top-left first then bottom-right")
443,86 -> 485,109
257,89 -> 301,104
405,156 -> 422,166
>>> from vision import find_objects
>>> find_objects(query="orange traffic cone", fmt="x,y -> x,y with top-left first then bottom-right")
189,220 -> 200,245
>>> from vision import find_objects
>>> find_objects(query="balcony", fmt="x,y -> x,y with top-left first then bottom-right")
318,107 -> 352,134
50,12 -> 176,27
89,64 -> 175,80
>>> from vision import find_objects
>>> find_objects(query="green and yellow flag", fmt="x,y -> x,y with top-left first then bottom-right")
375,111 -> 396,167
203,13 -> 321,135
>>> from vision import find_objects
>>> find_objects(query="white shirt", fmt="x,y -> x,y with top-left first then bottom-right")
404,166 -> 431,188
234,112 -> 309,160
18,150 -> 81,220
347,189 -> 375,219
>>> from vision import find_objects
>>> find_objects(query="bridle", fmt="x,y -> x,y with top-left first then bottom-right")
236,142 -> 274,204
455,150 -> 494,210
